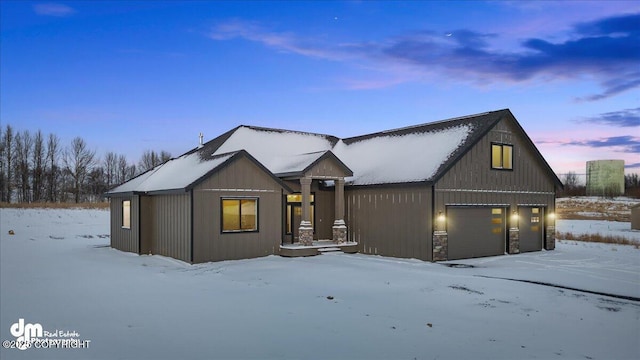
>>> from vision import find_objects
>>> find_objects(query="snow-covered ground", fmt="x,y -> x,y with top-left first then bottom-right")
557,196 -> 640,222
557,219 -> 640,242
557,196 -> 640,206
1,208 -> 639,360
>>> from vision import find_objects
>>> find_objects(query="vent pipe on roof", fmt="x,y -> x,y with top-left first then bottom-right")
198,133 -> 204,148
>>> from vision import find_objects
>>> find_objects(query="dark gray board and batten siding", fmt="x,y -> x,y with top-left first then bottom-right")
192,155 -> 286,263
346,185 -> 432,261
434,118 -> 556,211
435,117 -> 556,260
141,194 -> 192,263
110,195 -> 140,254
111,193 -> 192,262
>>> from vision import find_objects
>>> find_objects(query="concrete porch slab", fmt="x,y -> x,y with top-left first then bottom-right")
279,240 -> 358,257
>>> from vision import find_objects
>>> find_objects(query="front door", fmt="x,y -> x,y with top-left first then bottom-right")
292,205 -> 302,242
285,194 -> 315,243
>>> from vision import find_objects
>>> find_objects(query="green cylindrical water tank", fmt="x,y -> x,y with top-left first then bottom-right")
586,160 -> 625,196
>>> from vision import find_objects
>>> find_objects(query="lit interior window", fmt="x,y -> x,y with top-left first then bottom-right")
491,144 -> 513,170
222,198 -> 258,232
122,200 -> 131,229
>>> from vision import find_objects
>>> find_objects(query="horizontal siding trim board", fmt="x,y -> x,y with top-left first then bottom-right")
445,203 -> 509,207
436,189 -> 555,195
196,188 -> 278,193
345,180 -> 433,190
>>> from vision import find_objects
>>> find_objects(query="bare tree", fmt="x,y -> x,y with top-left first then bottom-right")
14,130 -> 33,202
126,164 -> 136,181
138,150 -> 171,173
160,150 -> 171,163
32,130 -> 45,202
103,152 -> 118,189
558,171 -> 586,197
63,137 -> 97,203
625,173 -> 640,198
117,154 -> 129,184
87,166 -> 107,200
0,127 -> 5,202
45,133 -> 60,202
563,172 -> 579,189
2,125 -> 14,202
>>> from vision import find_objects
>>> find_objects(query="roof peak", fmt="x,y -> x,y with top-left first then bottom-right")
237,125 -> 340,142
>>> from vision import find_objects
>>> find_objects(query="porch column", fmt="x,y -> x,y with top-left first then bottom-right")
299,176 -> 313,246
332,178 -> 347,244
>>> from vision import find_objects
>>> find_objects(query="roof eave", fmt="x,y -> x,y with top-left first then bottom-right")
345,179 -> 433,189
104,191 -> 144,198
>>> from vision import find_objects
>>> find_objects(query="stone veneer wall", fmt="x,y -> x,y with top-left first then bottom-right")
508,228 -> 520,254
433,231 -> 448,261
332,226 -> 347,244
545,225 -> 556,250
299,226 -> 314,246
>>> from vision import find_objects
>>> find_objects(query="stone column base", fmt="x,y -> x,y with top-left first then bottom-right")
332,220 -> 347,244
545,225 -> 556,250
433,230 -> 448,261
299,221 -> 314,246
509,228 -> 520,254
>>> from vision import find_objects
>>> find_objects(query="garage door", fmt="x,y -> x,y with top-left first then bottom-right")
447,206 -> 506,260
519,207 -> 543,253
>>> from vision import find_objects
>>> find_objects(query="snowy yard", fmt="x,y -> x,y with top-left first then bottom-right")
1,208 -> 639,360
557,218 -> 640,243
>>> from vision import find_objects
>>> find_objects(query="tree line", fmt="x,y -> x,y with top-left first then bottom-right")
558,171 -> 640,198
0,125 -> 171,204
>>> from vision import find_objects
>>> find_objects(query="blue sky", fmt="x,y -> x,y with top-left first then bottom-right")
1,1 -> 638,177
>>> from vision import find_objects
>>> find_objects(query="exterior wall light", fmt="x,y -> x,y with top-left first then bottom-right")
548,212 -> 556,222
511,210 -> 519,222
436,211 -> 446,231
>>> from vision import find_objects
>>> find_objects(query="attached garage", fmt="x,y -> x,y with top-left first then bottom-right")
519,207 -> 544,253
447,206 -> 506,260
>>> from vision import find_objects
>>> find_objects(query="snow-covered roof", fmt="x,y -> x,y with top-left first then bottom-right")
270,151 -> 328,176
110,109 -> 528,193
107,152 -> 236,194
333,124 -> 472,185
204,113 -> 493,185
212,126 -> 335,171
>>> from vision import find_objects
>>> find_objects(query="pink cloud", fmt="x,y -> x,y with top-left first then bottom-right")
209,20 -> 346,61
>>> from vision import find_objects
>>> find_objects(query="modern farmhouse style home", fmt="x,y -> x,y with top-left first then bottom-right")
106,109 -> 562,263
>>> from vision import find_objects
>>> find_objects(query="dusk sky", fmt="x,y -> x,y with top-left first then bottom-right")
1,1 -> 639,178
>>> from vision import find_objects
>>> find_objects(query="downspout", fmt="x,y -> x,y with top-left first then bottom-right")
137,195 -> 142,255
190,189 -> 194,264
281,188 -> 285,247
431,184 -> 436,261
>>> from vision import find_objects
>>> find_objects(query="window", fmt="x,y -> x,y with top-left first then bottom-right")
491,144 -> 513,170
122,200 -> 131,229
285,193 -> 315,234
222,198 -> 258,232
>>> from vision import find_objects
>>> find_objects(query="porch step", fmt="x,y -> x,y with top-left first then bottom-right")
279,242 -> 358,258
317,247 -> 342,253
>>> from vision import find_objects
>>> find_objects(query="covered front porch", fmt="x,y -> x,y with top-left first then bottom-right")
275,151 -> 356,255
